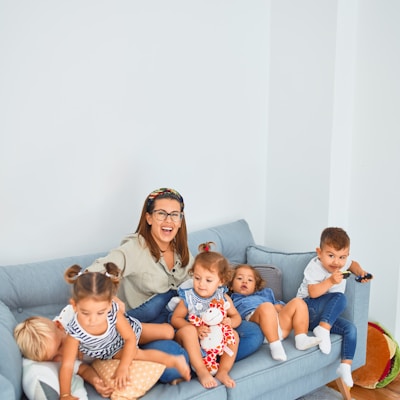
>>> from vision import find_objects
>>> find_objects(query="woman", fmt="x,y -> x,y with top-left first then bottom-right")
88,187 -> 263,382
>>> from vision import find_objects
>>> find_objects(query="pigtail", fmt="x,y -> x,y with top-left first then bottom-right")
192,242 -> 232,285
64,264 -> 85,284
104,262 -> 122,291
64,263 -> 120,303
198,241 -> 215,253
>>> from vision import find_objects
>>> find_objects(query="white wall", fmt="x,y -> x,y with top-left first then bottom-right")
0,1 -> 270,263
350,0 -> 400,342
266,0 -> 400,342
1,1 -> 400,341
266,0 -> 338,251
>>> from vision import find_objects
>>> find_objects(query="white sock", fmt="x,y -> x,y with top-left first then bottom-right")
313,326 -> 331,354
269,340 -> 287,361
336,363 -> 353,387
295,333 -> 322,350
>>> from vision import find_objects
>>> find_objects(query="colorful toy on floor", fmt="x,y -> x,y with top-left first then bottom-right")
353,321 -> 400,388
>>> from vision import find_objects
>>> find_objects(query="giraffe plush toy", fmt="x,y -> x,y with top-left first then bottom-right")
188,298 -> 236,375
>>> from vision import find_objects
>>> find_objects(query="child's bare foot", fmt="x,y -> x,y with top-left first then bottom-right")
197,370 -> 218,389
215,370 -> 236,388
173,355 -> 191,381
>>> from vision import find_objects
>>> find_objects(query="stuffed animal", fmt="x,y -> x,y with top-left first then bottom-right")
188,299 -> 236,375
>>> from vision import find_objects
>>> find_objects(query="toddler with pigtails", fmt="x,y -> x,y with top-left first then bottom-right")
171,242 -> 241,389
59,262 -> 190,400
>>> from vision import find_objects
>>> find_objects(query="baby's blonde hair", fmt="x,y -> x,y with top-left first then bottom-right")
14,316 -> 57,361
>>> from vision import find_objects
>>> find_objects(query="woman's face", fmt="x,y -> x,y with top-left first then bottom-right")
146,198 -> 183,247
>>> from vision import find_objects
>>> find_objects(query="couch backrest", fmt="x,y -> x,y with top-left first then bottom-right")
0,219 -> 254,322
0,219 -> 254,399
0,301 -> 22,400
0,252 -> 106,323
188,219 -> 255,264
246,245 -> 316,302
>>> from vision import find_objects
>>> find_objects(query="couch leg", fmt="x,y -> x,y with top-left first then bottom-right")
335,378 -> 352,400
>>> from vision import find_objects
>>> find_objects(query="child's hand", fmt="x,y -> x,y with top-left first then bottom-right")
355,272 -> 373,283
222,317 -> 232,327
197,325 -> 211,340
92,376 -> 114,397
329,270 -> 344,285
112,365 -> 130,390
59,395 -> 79,400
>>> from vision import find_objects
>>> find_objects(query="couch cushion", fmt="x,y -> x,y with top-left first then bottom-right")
246,245 -> 316,301
0,374 -> 15,400
143,378 -> 227,400
227,332 -> 343,399
0,252 -> 106,322
252,265 -> 283,301
188,220 -> 255,264
92,359 -> 165,400
0,301 -> 22,400
22,359 -> 87,400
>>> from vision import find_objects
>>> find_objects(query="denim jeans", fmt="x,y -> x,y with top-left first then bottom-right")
128,291 -> 264,381
235,320 -> 264,361
140,339 -> 190,383
305,292 -> 357,360
127,290 -> 176,323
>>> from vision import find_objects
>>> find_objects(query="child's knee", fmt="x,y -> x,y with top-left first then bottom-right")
258,302 -> 276,314
163,323 -> 175,339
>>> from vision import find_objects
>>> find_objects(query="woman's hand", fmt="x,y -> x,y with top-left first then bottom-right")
113,296 -> 126,313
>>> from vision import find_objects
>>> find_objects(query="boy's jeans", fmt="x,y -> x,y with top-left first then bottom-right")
305,292 -> 357,360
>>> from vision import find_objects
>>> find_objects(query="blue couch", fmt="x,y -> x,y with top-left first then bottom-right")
0,219 -> 370,400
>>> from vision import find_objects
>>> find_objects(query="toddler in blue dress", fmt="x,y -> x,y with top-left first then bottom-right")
230,264 -> 320,362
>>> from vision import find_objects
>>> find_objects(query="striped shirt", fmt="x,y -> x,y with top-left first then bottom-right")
66,300 -> 142,360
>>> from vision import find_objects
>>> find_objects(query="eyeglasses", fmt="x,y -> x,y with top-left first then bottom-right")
152,209 -> 183,222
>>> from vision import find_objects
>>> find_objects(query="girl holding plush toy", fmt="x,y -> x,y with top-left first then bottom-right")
171,242 -> 241,389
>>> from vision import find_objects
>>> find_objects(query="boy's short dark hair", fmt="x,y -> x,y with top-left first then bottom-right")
320,227 -> 350,250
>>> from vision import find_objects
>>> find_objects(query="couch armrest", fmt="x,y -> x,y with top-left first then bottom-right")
343,277 -> 371,369
0,301 -> 22,400
0,374 -> 15,400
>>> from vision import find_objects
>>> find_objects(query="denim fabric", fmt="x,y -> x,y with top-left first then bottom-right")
235,320 -> 264,361
140,322 -> 264,382
128,292 -> 263,380
127,290 -> 176,323
305,293 -> 356,360
140,339 -> 190,383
